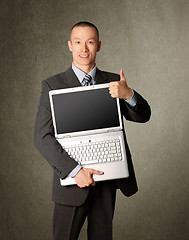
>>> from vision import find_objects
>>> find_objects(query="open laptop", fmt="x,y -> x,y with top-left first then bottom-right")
49,83 -> 129,186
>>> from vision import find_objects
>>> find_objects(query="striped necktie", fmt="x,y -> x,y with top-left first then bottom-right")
82,74 -> 92,86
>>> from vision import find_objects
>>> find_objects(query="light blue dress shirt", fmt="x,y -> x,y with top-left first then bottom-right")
72,63 -> 96,85
68,63 -> 137,178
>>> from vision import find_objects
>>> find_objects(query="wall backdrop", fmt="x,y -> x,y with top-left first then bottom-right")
0,0 -> 189,239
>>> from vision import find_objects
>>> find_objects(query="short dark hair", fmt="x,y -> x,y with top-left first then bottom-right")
70,21 -> 99,41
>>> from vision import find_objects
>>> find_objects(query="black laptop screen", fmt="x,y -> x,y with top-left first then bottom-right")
52,88 -> 120,134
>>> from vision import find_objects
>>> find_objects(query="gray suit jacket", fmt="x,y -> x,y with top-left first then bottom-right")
34,67 -> 151,206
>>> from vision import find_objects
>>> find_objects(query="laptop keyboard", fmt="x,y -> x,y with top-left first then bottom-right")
64,139 -> 123,165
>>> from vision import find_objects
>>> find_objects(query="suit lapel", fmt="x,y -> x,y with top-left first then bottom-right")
64,67 -> 81,88
95,68 -> 109,84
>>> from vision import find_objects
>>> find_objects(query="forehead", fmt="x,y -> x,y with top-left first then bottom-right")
70,26 -> 98,40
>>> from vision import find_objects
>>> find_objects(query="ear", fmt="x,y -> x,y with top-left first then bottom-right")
68,41 -> 72,52
97,41 -> 101,52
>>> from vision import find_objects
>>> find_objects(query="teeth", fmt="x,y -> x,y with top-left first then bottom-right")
80,55 -> 88,58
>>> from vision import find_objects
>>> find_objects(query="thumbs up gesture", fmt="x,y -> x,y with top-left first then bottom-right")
109,69 -> 133,99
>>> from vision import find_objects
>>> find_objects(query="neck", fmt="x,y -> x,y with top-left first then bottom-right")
73,62 -> 95,74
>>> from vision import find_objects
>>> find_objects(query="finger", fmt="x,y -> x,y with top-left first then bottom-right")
109,87 -> 119,94
110,93 -> 118,98
91,180 -> 96,186
109,81 -> 119,87
90,169 -> 104,175
109,88 -> 116,95
109,84 -> 120,95
120,68 -> 126,82
109,88 -> 117,98
109,94 -> 116,98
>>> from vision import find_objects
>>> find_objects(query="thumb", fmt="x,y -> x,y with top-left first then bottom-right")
120,68 -> 126,82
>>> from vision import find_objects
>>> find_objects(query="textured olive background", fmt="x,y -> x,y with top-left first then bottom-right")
0,0 -> 189,239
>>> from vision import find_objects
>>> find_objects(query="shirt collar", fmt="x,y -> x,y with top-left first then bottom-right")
72,63 -> 96,84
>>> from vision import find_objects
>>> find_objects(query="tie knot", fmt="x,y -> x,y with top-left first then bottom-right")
82,74 -> 92,86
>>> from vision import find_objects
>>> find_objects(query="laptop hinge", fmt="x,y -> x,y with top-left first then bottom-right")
107,129 -> 120,133
57,135 -> 71,139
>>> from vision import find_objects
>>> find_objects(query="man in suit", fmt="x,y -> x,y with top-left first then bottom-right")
34,21 -> 151,240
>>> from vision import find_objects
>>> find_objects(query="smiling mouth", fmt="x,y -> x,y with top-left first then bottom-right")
79,55 -> 89,58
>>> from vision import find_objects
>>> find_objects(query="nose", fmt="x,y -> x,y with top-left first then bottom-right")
81,42 -> 88,52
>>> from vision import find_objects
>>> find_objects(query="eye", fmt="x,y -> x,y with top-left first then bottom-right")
75,41 -> 80,44
88,40 -> 94,44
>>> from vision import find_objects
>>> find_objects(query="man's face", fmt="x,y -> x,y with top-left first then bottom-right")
68,26 -> 101,73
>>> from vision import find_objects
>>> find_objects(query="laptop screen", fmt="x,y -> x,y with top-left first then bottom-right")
51,87 -> 120,135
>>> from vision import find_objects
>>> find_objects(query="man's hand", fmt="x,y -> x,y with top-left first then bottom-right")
109,69 -> 133,99
74,168 -> 104,188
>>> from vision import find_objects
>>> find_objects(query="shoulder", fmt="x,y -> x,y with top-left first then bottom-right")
42,71 -> 66,88
41,67 -> 73,90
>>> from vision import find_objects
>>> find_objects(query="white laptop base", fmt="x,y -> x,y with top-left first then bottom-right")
59,131 -> 129,186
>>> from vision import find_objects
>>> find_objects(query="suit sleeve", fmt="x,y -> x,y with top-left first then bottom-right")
34,80 -> 78,179
120,90 -> 151,123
